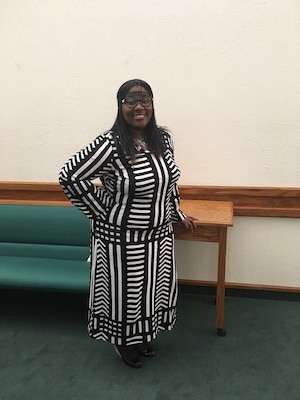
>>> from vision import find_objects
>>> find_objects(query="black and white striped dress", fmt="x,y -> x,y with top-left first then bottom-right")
59,130 -> 186,346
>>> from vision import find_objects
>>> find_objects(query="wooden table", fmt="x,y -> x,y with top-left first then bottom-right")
174,200 -> 234,336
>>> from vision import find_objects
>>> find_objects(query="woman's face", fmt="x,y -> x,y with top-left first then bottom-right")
121,85 -> 153,135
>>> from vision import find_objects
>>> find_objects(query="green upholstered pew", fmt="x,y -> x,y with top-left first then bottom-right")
0,205 -> 91,292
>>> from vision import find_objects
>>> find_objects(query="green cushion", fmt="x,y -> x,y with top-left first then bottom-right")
0,204 -> 92,291
0,205 -> 90,246
0,256 -> 89,291
0,242 -> 89,260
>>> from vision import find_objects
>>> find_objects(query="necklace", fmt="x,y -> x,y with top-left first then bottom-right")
134,136 -> 148,150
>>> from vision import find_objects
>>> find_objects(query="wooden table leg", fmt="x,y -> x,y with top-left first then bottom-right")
216,226 -> 227,336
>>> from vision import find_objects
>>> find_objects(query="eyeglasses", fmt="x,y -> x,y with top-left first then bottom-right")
121,96 -> 153,108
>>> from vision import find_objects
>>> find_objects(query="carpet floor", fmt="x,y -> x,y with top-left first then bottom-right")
1,289 -> 299,400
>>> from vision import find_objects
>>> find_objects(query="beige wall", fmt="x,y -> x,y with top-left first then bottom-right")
1,0 -> 300,287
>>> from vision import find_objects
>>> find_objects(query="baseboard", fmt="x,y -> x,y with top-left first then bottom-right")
178,279 -> 300,301
2,284 -> 299,303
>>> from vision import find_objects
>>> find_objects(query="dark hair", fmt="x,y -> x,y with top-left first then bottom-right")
111,79 -> 165,160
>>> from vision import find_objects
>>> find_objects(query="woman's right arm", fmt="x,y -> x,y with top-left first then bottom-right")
58,133 -> 114,219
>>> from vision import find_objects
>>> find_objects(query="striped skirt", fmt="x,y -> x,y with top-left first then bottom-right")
87,221 -> 178,345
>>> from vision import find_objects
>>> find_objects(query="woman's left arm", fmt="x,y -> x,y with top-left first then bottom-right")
171,184 -> 197,232
165,131 -> 196,232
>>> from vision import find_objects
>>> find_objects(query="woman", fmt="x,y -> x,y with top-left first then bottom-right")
59,79 -> 196,368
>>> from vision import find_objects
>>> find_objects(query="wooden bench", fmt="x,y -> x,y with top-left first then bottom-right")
174,200 -> 234,336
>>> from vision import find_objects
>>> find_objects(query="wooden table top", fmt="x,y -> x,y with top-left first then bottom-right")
180,200 -> 233,227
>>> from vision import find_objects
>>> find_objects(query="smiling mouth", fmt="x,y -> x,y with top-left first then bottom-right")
134,114 -> 145,120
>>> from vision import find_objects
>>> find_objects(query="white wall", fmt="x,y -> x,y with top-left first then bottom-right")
176,217 -> 300,286
1,0 -> 300,287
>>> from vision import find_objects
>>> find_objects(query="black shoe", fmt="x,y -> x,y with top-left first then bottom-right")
115,345 -> 143,369
136,343 -> 156,357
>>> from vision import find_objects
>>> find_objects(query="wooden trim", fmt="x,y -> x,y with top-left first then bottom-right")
0,181 -> 70,206
179,185 -> 300,218
178,279 -> 300,293
1,181 -> 300,217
